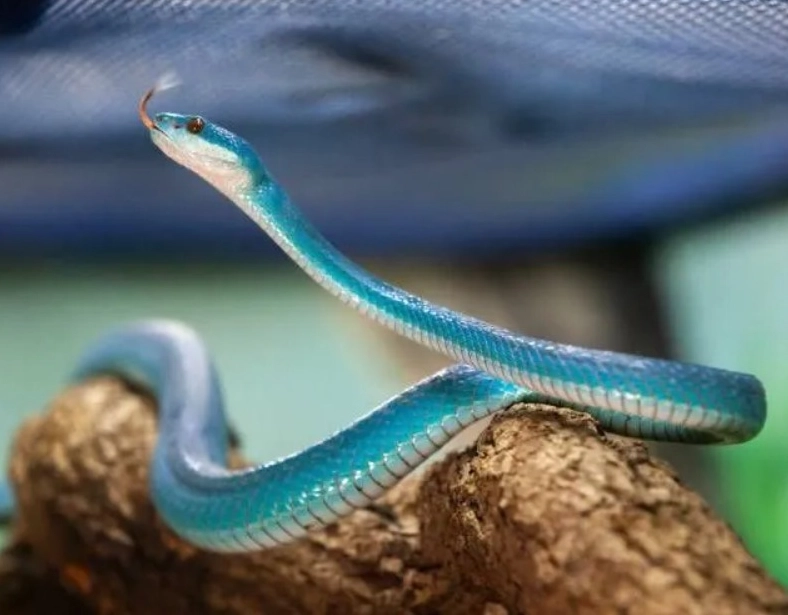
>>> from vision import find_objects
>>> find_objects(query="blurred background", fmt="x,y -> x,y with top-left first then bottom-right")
1,0 -> 788,587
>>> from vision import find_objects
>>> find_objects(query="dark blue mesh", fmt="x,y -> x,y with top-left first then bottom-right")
2,1 -> 788,256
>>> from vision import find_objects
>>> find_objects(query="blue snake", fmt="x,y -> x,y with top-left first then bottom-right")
0,85 -> 768,553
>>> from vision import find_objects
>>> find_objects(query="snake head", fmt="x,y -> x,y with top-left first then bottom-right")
139,87 -> 263,195
151,112 -> 237,162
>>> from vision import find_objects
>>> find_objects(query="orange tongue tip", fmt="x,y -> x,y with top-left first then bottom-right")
138,86 -> 157,130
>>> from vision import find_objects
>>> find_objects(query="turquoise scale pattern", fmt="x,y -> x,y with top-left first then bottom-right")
251,175 -> 766,444
69,322 -> 532,552
0,116 -> 769,552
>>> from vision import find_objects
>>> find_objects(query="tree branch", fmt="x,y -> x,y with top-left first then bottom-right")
1,377 -> 785,614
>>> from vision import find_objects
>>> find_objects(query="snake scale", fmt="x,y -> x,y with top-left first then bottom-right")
0,85 -> 767,553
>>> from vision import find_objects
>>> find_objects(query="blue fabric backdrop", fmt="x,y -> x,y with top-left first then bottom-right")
2,0 -> 788,256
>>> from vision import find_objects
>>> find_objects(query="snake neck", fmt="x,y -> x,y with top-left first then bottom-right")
239,174 -> 415,313
228,172 -> 766,432
235,174 -> 584,400
234,173 -> 617,380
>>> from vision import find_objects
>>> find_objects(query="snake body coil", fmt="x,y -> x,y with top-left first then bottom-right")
0,87 -> 767,552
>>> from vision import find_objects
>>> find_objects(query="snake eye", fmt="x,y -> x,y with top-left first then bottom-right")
186,117 -> 205,135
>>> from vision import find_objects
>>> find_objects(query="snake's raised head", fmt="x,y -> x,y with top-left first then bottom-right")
139,87 -> 264,197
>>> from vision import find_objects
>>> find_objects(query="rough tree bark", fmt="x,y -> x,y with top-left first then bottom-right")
1,376 -> 786,615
